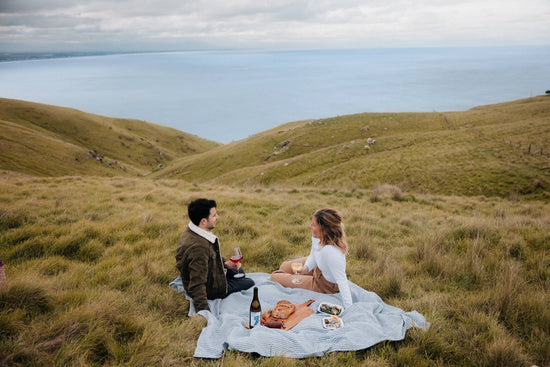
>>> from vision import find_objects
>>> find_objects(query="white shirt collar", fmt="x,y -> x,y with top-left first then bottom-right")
188,221 -> 218,244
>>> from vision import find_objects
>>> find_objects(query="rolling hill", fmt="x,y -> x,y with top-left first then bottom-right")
152,96 -> 550,200
1,96 -> 549,199
0,98 -> 220,176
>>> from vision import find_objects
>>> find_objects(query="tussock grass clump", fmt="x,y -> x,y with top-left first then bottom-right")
81,327 -> 116,365
0,282 -> 53,315
370,259 -> 405,300
486,336 -> 529,367
352,241 -> 376,261
0,208 -> 33,230
38,256 -> 71,276
6,238 -> 47,262
410,324 -> 463,365
0,308 -> 26,339
446,223 -> 501,246
370,183 -> 407,203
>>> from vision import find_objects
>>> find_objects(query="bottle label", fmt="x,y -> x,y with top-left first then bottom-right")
250,311 -> 261,328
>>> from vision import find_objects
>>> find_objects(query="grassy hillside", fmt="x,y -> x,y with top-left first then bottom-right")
153,96 -> 550,200
2,97 -> 548,199
0,174 -> 548,366
0,98 -> 220,176
0,97 -> 549,366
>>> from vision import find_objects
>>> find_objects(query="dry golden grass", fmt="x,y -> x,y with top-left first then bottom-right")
1,172 -> 548,366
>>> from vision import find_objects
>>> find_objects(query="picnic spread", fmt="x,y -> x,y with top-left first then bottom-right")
170,272 -> 429,358
260,299 -> 315,330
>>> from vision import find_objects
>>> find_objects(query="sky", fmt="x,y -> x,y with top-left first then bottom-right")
1,0 -> 549,52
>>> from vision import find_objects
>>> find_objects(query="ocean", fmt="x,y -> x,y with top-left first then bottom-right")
1,46 -> 549,143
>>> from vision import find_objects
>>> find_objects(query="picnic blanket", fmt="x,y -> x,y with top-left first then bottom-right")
169,273 -> 428,358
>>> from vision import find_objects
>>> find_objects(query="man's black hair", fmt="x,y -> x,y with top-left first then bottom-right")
188,198 -> 217,226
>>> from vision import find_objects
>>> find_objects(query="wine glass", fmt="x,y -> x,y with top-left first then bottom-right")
291,261 -> 303,284
230,247 -> 244,278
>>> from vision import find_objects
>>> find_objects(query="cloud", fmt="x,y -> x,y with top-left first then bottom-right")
1,0 -> 549,52
0,0 -> 70,13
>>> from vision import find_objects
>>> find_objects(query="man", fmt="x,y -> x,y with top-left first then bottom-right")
175,198 -> 255,312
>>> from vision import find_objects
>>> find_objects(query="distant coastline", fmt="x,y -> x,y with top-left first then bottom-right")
2,45 -> 548,63
0,51 -> 150,62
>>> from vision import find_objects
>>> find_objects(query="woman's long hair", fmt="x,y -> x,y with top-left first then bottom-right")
314,208 -> 348,254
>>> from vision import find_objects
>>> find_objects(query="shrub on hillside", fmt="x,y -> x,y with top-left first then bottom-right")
370,184 -> 406,202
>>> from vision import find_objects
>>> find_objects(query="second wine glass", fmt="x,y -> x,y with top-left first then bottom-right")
291,261 -> 303,284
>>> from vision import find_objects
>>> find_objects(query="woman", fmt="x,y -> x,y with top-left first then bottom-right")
269,208 -> 352,308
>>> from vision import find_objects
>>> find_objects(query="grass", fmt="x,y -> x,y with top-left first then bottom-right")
0,173 -> 548,366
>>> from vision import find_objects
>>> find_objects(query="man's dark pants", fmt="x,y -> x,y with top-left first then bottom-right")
226,268 -> 255,295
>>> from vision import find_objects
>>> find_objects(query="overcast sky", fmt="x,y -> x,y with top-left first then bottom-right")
1,0 -> 549,52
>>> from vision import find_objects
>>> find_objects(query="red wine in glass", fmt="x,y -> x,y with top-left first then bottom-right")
230,247 -> 244,277
230,248 -> 243,264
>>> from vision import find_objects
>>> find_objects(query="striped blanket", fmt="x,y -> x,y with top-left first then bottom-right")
170,273 -> 428,358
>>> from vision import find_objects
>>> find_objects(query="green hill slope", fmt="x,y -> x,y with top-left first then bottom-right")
153,96 -> 550,200
0,98 -> 220,176
2,97 -> 548,199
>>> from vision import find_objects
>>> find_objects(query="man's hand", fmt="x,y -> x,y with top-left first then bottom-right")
224,260 -> 241,270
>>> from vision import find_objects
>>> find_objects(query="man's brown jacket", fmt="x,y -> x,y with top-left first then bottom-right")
175,227 -> 227,312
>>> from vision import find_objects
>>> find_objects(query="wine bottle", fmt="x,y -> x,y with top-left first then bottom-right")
249,286 -> 261,328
